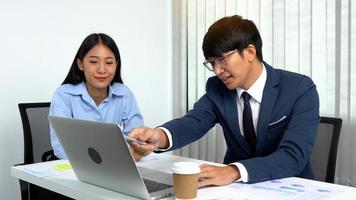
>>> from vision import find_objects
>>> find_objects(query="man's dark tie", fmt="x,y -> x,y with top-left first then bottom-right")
242,92 -> 257,152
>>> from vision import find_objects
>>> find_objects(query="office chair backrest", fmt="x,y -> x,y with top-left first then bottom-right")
18,102 -> 53,164
310,116 -> 342,183
18,102 -> 72,200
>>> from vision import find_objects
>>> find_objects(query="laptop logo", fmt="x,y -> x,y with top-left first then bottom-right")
88,147 -> 102,164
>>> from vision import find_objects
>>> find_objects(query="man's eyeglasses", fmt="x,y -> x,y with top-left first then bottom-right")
203,50 -> 238,71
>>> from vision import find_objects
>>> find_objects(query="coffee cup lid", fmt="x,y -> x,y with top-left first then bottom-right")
172,162 -> 201,174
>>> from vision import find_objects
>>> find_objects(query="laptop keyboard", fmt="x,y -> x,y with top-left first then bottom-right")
143,178 -> 172,193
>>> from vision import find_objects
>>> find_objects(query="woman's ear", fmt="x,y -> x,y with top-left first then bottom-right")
77,58 -> 84,71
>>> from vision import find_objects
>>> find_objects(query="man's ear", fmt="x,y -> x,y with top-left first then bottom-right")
77,58 -> 84,71
244,44 -> 257,62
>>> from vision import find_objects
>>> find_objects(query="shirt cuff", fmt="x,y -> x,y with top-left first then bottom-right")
154,127 -> 173,151
230,162 -> 249,182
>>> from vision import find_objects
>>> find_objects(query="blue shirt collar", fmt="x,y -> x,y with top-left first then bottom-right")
63,82 -> 126,105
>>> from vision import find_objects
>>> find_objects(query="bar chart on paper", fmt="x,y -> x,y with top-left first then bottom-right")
197,177 -> 344,200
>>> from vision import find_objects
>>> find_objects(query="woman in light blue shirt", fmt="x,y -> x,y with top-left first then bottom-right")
49,33 -> 144,160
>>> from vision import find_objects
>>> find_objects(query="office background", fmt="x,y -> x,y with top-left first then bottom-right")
172,0 -> 356,189
0,0 -> 172,199
1,0 -> 356,199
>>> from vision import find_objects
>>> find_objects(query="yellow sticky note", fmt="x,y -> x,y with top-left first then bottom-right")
52,163 -> 72,171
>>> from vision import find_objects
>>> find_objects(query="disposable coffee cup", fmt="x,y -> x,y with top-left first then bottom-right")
172,162 -> 201,200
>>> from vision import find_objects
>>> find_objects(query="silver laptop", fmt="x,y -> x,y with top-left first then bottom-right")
48,116 -> 174,200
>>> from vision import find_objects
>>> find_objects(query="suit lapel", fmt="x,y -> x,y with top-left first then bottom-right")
256,63 -> 280,154
224,90 -> 252,155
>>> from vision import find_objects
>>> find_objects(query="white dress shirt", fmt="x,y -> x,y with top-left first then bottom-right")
231,64 -> 267,182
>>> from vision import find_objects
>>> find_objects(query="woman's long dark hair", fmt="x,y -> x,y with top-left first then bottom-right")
62,33 -> 123,85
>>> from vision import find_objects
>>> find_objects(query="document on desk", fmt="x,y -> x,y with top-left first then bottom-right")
198,177 -> 343,200
136,153 -> 203,174
22,160 -> 73,178
198,183 -> 264,200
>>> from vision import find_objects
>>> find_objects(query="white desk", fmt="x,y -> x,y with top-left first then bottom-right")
11,153 -> 356,200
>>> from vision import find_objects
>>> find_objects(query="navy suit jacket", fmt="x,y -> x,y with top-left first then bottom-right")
162,62 -> 320,183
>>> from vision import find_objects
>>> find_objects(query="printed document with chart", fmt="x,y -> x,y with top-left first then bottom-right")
197,177 -> 343,200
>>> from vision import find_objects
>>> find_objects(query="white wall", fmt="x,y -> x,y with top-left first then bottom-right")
0,0 -> 172,199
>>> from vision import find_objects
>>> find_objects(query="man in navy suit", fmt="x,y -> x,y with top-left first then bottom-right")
130,15 -> 319,186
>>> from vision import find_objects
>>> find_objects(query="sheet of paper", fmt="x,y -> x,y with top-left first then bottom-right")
197,183 -> 263,200
23,160 -> 72,177
196,177 -> 344,200
233,177 -> 343,200
136,153 -> 178,174
136,153 -> 162,164
136,153 -> 224,174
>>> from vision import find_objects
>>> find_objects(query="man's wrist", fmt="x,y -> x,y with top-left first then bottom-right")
230,163 -> 249,182
155,128 -> 169,149
227,164 -> 241,181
